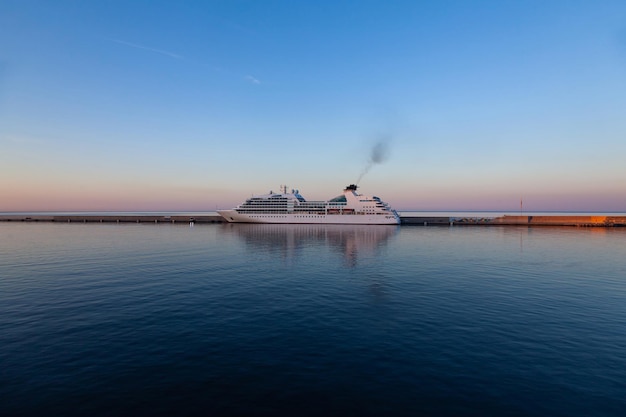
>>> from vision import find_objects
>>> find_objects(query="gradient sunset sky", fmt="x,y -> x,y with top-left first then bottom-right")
2,0 -> 626,212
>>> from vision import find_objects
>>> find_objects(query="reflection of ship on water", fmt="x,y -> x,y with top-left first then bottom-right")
221,223 -> 398,267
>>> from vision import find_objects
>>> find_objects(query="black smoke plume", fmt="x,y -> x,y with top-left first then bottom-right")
356,136 -> 391,184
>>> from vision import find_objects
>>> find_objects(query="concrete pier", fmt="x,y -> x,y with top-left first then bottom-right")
485,215 -> 626,227
0,214 -> 224,223
400,217 -> 451,226
1,214 -> 625,227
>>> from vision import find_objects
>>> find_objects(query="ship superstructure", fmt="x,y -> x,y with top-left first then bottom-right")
217,184 -> 400,224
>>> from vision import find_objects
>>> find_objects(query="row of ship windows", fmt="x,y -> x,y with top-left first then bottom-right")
247,214 -> 391,217
242,201 -> 336,207
239,209 -> 389,212
241,212 -> 390,215
249,215 -> 323,218
239,211 -> 323,214
242,207 -> 353,210
241,206 -> 328,209
242,202 -> 341,206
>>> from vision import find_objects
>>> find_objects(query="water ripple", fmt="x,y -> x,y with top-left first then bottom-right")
1,223 -> 625,416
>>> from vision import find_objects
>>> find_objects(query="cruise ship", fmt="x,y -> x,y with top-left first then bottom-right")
217,184 -> 400,224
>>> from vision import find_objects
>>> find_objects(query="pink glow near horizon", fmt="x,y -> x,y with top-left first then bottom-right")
3,184 -> 625,213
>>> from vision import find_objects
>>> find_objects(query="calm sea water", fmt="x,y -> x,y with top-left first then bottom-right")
1,222 -> 625,416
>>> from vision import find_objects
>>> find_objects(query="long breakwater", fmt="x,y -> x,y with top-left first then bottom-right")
2,214 -> 625,227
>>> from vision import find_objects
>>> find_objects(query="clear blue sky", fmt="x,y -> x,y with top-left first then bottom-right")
2,0 -> 625,211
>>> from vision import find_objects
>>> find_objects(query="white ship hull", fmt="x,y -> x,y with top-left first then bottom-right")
217,210 -> 399,225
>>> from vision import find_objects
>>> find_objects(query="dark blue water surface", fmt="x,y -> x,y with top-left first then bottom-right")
1,223 -> 625,416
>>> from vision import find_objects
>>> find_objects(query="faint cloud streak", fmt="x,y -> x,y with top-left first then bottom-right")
244,75 -> 261,85
107,38 -> 183,59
